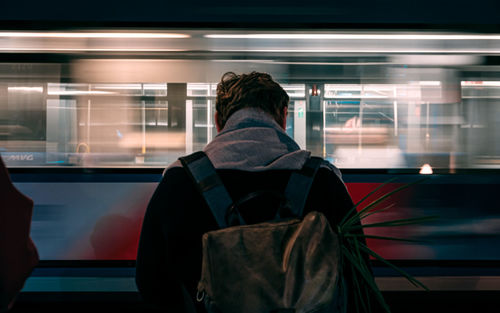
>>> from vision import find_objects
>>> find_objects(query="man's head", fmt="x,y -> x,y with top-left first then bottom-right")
215,72 -> 289,131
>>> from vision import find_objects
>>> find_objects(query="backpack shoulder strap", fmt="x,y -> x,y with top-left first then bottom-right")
284,156 -> 323,217
179,151 -> 232,228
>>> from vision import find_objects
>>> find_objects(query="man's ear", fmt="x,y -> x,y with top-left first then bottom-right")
215,111 -> 223,132
280,106 -> 288,130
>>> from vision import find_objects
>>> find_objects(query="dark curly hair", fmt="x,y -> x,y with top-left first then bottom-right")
215,72 -> 289,129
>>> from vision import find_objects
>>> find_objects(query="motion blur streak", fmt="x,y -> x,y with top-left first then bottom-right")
0,29 -> 499,169
0,32 -> 190,38
2,29 -> 500,261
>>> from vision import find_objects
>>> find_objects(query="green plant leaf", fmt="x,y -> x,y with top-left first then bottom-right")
357,203 -> 396,222
346,215 -> 439,230
350,260 -> 367,313
342,246 -> 391,313
338,177 -> 437,313
339,177 -> 398,226
347,236 -> 390,311
342,177 -> 428,228
344,233 -> 427,243
352,238 -> 373,313
358,243 -> 429,291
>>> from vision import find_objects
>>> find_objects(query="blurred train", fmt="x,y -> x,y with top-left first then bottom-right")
1,30 -> 500,170
1,30 -> 500,296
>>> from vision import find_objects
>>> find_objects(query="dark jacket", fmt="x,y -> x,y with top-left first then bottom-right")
135,166 -> 357,312
0,157 -> 39,311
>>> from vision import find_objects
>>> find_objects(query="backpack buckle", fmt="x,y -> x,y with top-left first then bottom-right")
196,290 -> 205,302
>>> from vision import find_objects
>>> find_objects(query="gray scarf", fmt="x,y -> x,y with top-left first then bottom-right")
168,108 -> 341,177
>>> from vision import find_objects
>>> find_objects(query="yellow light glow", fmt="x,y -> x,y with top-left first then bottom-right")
419,164 -> 433,175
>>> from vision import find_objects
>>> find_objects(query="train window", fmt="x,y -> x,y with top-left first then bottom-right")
1,30 -> 500,169
2,76 -> 499,169
283,84 -> 306,99
460,81 -> 500,168
187,83 -> 216,97
1,82 -> 47,165
323,84 -> 399,168
186,83 -> 217,153
282,84 -> 306,148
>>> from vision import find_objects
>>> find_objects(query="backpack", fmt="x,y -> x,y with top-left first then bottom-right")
180,152 -> 346,313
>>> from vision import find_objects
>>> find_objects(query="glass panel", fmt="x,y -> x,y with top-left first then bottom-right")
187,83 -> 217,152
1,31 -> 500,169
1,83 -> 47,165
324,84 -> 399,168
187,83 -> 217,97
460,81 -> 500,168
143,84 -> 168,96
47,83 -> 167,97
282,84 -> 306,148
282,84 -> 306,98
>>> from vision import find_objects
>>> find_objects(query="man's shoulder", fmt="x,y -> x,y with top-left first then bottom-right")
160,166 -> 192,190
161,157 -> 343,187
319,160 -> 342,176
163,156 -> 342,176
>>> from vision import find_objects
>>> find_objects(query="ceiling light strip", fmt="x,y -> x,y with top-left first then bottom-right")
0,32 -> 190,39
205,34 -> 500,40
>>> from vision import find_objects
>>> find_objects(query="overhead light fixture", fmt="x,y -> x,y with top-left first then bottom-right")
418,81 -> 441,86
47,90 -> 115,96
210,49 -> 500,54
205,34 -> 500,40
461,81 -> 500,87
391,55 -> 481,65
323,95 -> 388,99
211,59 -> 391,65
0,32 -> 190,39
8,86 -> 43,92
0,48 -> 186,52
93,84 -> 143,90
